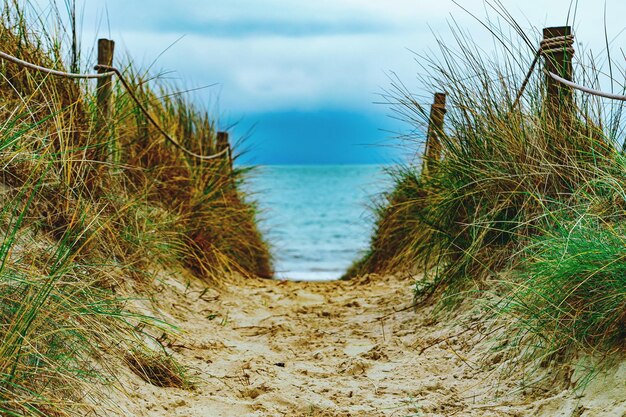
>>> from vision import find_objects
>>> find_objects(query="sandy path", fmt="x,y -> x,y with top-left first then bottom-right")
109,273 -> 626,417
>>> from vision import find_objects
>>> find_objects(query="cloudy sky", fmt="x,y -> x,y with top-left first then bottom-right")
31,1 -> 626,164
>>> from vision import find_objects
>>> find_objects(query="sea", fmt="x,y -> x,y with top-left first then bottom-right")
245,165 -> 391,281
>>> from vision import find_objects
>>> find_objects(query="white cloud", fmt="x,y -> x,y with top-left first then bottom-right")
19,0 -> 626,115
78,0 -> 439,33
88,30 -> 434,113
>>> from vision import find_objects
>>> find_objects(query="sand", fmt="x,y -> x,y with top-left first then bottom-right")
103,272 -> 626,417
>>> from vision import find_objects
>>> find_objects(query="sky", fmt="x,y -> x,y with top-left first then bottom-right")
27,0 -> 626,164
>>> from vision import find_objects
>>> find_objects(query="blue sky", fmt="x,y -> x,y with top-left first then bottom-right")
28,1 -> 626,164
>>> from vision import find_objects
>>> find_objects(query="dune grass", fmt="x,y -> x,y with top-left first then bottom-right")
507,213 -> 626,355
0,0 -> 272,414
354,5 -> 626,359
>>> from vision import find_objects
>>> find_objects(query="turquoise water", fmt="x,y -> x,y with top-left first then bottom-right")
246,165 -> 390,281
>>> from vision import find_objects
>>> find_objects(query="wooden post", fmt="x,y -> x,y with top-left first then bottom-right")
216,131 -> 232,171
96,38 -> 115,161
543,26 -> 573,121
423,92 -> 446,176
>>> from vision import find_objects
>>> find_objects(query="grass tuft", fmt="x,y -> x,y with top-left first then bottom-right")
125,349 -> 193,389
507,212 -> 626,355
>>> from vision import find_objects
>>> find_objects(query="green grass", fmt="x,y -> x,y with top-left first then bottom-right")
507,212 -> 626,354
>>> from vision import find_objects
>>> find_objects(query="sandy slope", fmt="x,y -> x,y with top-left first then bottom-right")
104,272 -> 626,417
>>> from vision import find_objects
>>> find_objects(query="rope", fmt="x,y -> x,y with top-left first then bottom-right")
95,64 -> 230,161
0,50 -> 230,161
512,34 -> 575,109
0,50 -> 115,79
546,70 -> 626,101
539,34 -> 575,56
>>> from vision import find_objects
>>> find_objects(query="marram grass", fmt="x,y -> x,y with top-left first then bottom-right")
355,5 -> 626,360
0,0 -> 272,415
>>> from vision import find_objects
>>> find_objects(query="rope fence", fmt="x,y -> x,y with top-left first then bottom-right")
0,27 -> 626,172
513,31 -> 626,106
0,50 -> 230,161
424,26 -> 625,175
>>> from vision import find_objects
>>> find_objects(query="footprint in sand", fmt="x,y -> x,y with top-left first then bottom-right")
240,384 -> 272,400
339,358 -> 371,376
360,344 -> 389,361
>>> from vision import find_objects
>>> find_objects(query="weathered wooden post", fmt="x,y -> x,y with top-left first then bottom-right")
542,26 -> 573,122
96,38 -> 115,161
422,92 -> 446,176
216,131 -> 232,171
